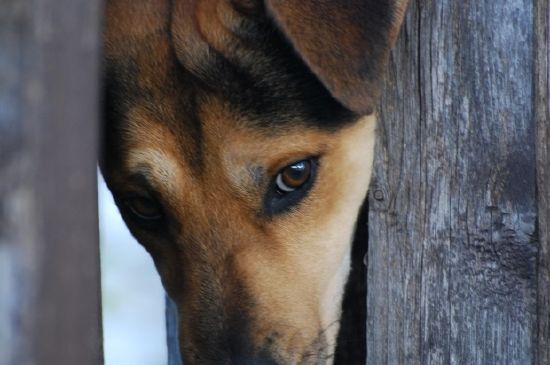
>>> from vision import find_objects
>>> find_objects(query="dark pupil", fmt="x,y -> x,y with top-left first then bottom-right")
282,161 -> 310,187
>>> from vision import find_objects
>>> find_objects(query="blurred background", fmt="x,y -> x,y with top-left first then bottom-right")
98,173 -> 166,365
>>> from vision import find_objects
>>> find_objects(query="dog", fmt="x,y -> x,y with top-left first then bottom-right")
101,1 -> 407,364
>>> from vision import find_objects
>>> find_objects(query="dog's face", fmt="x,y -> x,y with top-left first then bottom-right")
102,1 -> 407,364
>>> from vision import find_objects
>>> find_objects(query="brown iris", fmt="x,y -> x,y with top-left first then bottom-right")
276,160 -> 312,192
124,196 -> 163,220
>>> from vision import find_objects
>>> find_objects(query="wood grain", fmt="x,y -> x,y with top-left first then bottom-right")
535,0 -> 550,363
0,0 -> 103,364
368,0 -> 545,364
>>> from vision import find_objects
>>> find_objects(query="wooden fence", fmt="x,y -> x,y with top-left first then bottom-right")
1,0 -> 548,364
367,0 -> 549,364
0,0 -> 103,364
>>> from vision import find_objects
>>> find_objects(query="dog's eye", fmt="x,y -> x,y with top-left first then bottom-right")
275,160 -> 312,193
123,196 -> 163,221
264,158 -> 317,216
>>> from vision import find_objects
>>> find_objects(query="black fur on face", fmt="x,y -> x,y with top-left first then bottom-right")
172,13 -> 359,131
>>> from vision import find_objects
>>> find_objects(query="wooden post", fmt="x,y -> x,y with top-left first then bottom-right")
368,0 -> 548,364
535,0 -> 550,363
0,1 -> 103,364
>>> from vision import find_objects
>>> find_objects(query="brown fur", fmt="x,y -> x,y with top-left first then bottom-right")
102,1 -> 407,364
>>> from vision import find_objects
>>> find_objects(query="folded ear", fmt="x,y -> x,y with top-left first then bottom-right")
265,0 -> 408,114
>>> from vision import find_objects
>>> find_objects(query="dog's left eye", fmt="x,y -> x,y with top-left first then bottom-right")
123,195 -> 163,221
275,160 -> 312,193
264,158 -> 317,216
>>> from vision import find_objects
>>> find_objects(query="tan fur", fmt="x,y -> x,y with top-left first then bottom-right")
116,100 -> 376,361
227,115 -> 377,356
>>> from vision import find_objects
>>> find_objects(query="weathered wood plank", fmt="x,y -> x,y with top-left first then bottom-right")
368,1 -> 540,364
0,0 -> 103,364
366,3 -> 422,364
0,2 -> 31,363
535,0 -> 549,363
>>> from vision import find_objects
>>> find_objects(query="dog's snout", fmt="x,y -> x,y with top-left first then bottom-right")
227,334 -> 280,365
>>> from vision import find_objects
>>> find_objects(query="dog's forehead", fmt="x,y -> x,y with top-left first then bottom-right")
171,2 -> 359,130
103,0 -> 360,137
102,0 -> 369,190
104,51 -> 205,173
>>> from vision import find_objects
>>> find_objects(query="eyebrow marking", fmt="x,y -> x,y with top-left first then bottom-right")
127,148 -> 179,192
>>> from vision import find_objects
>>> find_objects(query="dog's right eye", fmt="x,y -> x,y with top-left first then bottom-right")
122,195 -> 163,222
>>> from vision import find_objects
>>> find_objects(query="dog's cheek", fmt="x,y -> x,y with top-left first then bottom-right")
220,115 -> 377,359
273,114 -> 377,349
317,114 -> 377,336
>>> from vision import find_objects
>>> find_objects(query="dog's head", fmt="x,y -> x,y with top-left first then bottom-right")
102,1 -> 406,363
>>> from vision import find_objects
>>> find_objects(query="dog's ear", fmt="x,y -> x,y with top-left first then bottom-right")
264,0 -> 408,114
